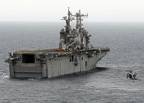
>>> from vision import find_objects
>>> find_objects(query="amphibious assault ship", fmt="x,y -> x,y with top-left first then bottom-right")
6,9 -> 110,79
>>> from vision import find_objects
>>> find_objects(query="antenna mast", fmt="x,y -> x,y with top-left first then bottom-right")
73,10 -> 88,31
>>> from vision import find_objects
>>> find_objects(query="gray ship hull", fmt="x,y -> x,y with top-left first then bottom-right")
8,48 -> 109,79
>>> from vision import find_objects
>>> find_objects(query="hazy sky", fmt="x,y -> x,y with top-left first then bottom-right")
0,0 -> 144,22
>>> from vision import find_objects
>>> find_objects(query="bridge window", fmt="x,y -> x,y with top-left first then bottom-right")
22,54 -> 35,63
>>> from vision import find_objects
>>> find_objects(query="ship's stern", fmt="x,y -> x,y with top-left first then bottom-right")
7,52 -> 47,79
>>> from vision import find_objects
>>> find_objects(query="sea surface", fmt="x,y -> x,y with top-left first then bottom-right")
0,22 -> 144,103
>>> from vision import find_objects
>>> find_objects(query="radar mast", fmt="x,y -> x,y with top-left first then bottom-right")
59,8 -> 90,50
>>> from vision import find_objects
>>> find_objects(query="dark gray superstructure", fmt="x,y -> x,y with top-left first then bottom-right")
6,9 -> 110,79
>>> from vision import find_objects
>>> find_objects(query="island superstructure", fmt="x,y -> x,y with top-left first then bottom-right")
6,9 -> 110,78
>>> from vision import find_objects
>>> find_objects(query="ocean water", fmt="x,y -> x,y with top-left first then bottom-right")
0,22 -> 144,103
